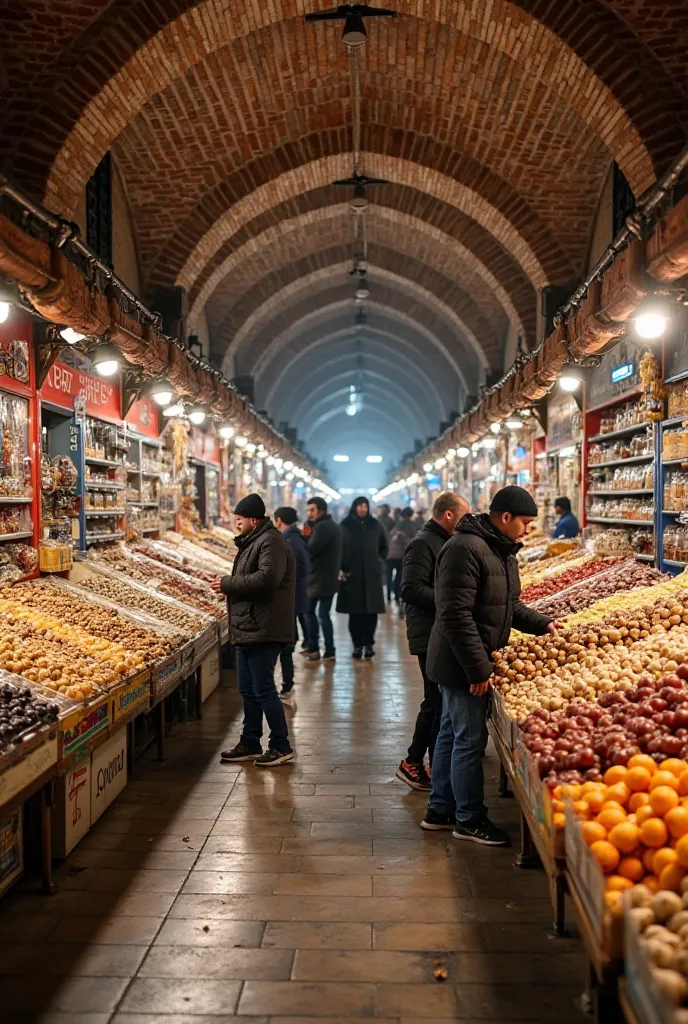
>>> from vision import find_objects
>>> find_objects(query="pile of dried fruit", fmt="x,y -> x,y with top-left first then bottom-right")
0,619 -> 119,700
78,573 -> 208,638
0,678 -> 60,751
531,560 -> 669,619
521,557 -> 623,603
95,547 -> 224,618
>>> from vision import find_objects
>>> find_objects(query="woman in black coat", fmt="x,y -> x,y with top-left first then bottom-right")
337,496 -> 388,658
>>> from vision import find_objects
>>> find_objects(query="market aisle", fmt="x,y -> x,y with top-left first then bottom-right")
0,611 -> 585,1023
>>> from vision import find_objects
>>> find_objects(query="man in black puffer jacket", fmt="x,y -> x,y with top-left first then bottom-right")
211,493 -> 295,767
422,486 -> 554,846
396,491 -> 469,792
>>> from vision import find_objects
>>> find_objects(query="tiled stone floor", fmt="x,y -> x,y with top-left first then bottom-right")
0,611 -> 586,1023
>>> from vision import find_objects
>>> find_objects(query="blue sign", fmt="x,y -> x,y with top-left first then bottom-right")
425,474 -> 441,490
514,446 -> 527,459
611,361 -> 634,384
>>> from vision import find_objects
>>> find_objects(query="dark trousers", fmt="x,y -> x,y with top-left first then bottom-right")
387,559 -> 403,601
236,642 -> 290,751
349,613 -> 378,647
306,595 -> 335,653
297,612 -> 309,648
407,653 -> 442,764
280,616 -> 297,693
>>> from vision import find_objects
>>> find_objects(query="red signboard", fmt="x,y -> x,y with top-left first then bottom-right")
189,428 -> 220,465
126,396 -> 160,439
40,361 -> 121,422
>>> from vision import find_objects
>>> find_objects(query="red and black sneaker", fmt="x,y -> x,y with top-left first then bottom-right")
396,759 -> 431,792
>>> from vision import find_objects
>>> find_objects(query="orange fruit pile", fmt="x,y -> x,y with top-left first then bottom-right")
551,755 -> 688,906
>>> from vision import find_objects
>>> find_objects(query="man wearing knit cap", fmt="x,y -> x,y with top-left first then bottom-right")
211,493 -> 296,766
422,485 -> 556,845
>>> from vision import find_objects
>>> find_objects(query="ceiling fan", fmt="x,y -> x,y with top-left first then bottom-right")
304,4 -> 399,47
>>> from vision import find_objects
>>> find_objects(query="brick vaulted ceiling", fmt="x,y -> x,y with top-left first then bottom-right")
2,0 -> 687,463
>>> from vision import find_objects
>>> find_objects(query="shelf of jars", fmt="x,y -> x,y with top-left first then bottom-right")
656,379 -> 688,575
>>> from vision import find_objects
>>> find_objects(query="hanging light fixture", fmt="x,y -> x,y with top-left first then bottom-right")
163,402 -> 185,418
234,436 -> 248,447
457,447 -> 470,458
188,405 -> 206,426
505,417 -> 523,430
91,343 -> 121,377
355,285 -> 369,300
219,425 -> 235,440
559,362 -> 584,392
144,378 -> 175,407
490,422 -> 501,435
633,296 -> 672,340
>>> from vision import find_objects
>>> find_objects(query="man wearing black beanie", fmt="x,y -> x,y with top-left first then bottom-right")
422,485 -> 556,845
211,493 -> 295,766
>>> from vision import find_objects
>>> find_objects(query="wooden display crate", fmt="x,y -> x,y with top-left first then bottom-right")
150,651 -> 184,704
0,730 -> 58,811
489,689 -> 513,752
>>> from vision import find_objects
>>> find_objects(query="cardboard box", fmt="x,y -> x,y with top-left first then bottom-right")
0,811 -> 23,898
91,728 -> 128,824
53,754 -> 91,857
200,646 -> 220,702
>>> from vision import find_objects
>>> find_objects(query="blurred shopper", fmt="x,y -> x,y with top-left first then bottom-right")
338,496 -> 388,658
412,508 -> 425,534
386,509 -> 417,607
552,496 -> 580,539
274,507 -> 309,705
377,504 -> 395,535
396,492 -> 469,791
305,496 -> 343,662
212,494 -> 295,766
422,486 -> 556,843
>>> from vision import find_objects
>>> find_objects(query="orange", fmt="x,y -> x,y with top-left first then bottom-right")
553,785 -> 563,800
618,856 -> 645,882
652,847 -> 678,875
649,786 -> 680,816
608,821 -> 640,855
626,766 -> 653,793
629,792 -> 651,812
606,875 -> 634,892
665,806 -> 688,839
639,817 -> 669,848
675,834 -> 688,868
590,840 -> 620,874
643,848 -> 657,872
596,807 -> 627,831
584,791 -> 606,815
628,754 -> 657,775
660,758 -> 688,779
644,874 -> 661,893
659,862 -> 686,893
605,890 -> 623,912
573,800 -> 591,820
582,781 -> 606,795
636,805 -> 656,826
604,766 -> 628,786
605,782 -> 631,807
678,771 -> 688,797
560,783 -> 582,802
551,799 -> 565,814
553,812 -> 566,832
650,771 -> 681,793
582,821 -> 607,846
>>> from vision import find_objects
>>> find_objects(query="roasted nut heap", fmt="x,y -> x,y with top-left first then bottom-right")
131,540 -> 217,583
0,680 -> 60,750
78,574 -> 206,638
97,548 -> 224,618
532,561 -> 669,619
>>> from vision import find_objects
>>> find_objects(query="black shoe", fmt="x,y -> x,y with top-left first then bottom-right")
323,650 -> 336,662
364,646 -> 374,658
352,647 -> 363,659
298,648 -> 310,657
306,651 -> 321,662
420,808 -> 454,831
453,816 -> 510,846
255,748 -> 295,767
396,760 -> 431,792
220,741 -> 261,763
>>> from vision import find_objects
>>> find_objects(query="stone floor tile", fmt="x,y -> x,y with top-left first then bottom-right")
120,977 -> 243,1014
289,808 -> 374,822
154,919 -> 265,947
452,985 -> 584,1020
280,838 -> 374,856
313,784 -> 371,795
273,873 -> 372,896
375,982 -> 457,1018
46,915 -> 164,945
0,974 -> 129,1013
293,949 -> 458,983
373,923 -> 488,952
112,1016 -> 266,1024
0,942 -> 147,977
238,981 -> 376,1017
139,945 -> 294,979
262,921 -> 372,949
372,874 -> 473,897
299,855 -> 456,875
193,853 -> 303,873
56,867 -> 188,892
181,871 -> 279,894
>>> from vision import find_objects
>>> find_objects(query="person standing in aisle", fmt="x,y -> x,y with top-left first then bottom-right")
304,496 -> 342,662
273,506 -> 309,705
386,508 -> 418,606
396,491 -> 470,791
422,486 -> 555,843
212,493 -> 295,766
377,504 -> 395,535
552,496 -> 580,539
337,496 -> 388,658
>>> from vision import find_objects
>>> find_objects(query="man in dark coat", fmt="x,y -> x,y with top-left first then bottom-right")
337,496 -> 388,658
376,504 -> 395,535
422,486 -> 555,845
396,491 -> 469,791
305,496 -> 343,662
386,507 -> 417,605
211,493 -> 295,767
274,507 -> 309,705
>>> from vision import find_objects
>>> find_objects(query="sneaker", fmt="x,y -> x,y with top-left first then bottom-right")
255,748 -> 295,767
453,816 -> 510,846
364,645 -> 374,658
220,741 -> 261,763
396,759 -> 431,792
352,647 -> 363,659
280,691 -> 294,706
420,808 -> 455,831
323,650 -> 336,662
307,651 -> 321,662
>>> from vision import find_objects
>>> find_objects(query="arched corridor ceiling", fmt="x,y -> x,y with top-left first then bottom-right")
3,0 -> 686,477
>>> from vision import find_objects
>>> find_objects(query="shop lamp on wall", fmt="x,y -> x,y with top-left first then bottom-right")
162,402 -> 185,418
482,437 -> 497,450
91,343 -> 121,377
220,425 -> 235,440
633,296 -> 671,340
446,448 -> 456,459
283,460 -> 294,471
144,378 -> 175,407
490,422 -> 501,434
188,405 -> 206,426
423,462 -> 433,472
434,457 -> 446,469
558,362 -> 584,392
234,435 -> 248,447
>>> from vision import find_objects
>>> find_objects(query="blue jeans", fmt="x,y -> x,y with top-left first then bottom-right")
306,595 -> 335,653
236,643 -> 290,751
429,684 -> 489,823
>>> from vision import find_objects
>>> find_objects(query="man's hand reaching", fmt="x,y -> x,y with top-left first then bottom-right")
470,679 -> 491,697
546,621 -> 564,634
211,576 -> 223,594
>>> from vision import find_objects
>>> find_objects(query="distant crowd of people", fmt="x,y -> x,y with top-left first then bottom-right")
212,485 -> 560,845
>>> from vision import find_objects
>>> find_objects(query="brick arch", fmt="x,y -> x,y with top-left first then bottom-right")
218,259 -> 492,380
36,0 -> 675,221
291,378 -> 436,441
256,307 -> 466,405
201,213 -> 509,354
189,201 -> 524,343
